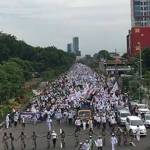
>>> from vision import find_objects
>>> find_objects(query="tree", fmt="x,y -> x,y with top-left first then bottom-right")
0,32 -> 76,103
94,50 -> 113,61
122,53 -> 128,59
142,48 -> 150,72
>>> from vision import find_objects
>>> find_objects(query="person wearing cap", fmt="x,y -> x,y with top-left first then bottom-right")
75,117 -> 81,132
51,130 -> 57,148
78,142 -> 83,150
89,136 -> 94,150
111,133 -> 118,150
95,136 -> 103,150
136,125 -> 140,142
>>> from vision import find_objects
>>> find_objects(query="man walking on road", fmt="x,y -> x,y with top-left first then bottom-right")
136,125 -> 141,142
2,132 -> 9,150
10,133 -> 15,150
5,114 -> 10,129
51,130 -> 57,148
111,133 -> 118,150
46,131 -> 51,149
31,131 -> 37,150
17,132 -> 26,150
95,136 -> 103,150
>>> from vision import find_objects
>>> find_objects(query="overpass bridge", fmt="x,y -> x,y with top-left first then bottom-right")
105,65 -> 133,74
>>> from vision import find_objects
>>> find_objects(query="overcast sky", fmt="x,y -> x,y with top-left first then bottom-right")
0,0 -> 131,56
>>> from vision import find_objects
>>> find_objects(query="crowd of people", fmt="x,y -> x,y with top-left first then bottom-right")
2,63 -> 139,150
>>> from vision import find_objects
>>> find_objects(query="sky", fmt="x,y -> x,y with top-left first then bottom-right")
0,0 -> 131,56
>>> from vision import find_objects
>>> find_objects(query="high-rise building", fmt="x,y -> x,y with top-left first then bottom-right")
72,37 -> 81,56
127,0 -> 150,57
73,37 -> 79,53
131,0 -> 150,27
67,43 -> 72,53
127,27 -> 150,56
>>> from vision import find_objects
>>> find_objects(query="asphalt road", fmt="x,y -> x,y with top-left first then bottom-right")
0,121 -> 150,150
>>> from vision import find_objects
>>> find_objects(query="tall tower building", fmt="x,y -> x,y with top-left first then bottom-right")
127,0 -> 150,57
131,0 -> 150,27
73,37 -> 79,53
67,43 -> 72,53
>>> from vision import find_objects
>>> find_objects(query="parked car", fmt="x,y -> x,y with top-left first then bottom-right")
117,108 -> 131,125
136,104 -> 150,114
125,116 -> 147,136
143,113 -> 150,128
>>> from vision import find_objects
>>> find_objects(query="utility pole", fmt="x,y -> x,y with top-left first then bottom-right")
138,42 -> 142,103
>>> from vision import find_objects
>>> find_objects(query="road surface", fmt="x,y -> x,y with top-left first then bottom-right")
0,120 -> 150,150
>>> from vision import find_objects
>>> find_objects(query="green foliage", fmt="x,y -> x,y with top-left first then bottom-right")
142,48 -> 150,72
0,32 -> 75,103
0,105 -> 11,121
122,53 -> 128,59
42,69 -> 56,81
94,50 -> 114,61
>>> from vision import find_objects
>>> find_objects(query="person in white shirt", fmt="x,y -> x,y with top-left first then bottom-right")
96,115 -> 101,128
110,116 -> 116,132
101,115 -> 106,130
55,111 -> 62,125
68,111 -> 73,125
83,140 -> 90,150
47,116 -> 52,131
75,118 -> 81,132
136,125 -> 141,142
111,133 -> 118,150
21,116 -> 25,128
95,136 -> 103,150
6,114 -> 10,129
88,119 -> 93,130
14,113 -> 18,127
82,120 -> 87,130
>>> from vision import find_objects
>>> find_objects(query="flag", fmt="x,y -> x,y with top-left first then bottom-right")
110,82 -> 119,94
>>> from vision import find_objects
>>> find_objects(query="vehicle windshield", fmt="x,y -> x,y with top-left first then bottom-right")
138,105 -> 147,109
78,111 -> 91,119
121,113 -> 130,118
145,115 -> 150,120
131,120 -> 143,126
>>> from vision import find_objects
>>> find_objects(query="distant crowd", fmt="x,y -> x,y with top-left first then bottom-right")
3,63 -> 142,150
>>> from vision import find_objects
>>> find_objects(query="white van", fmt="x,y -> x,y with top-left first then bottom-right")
125,116 -> 147,136
117,109 -> 131,125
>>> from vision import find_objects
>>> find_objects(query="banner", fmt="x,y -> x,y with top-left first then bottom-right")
20,112 -> 41,123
